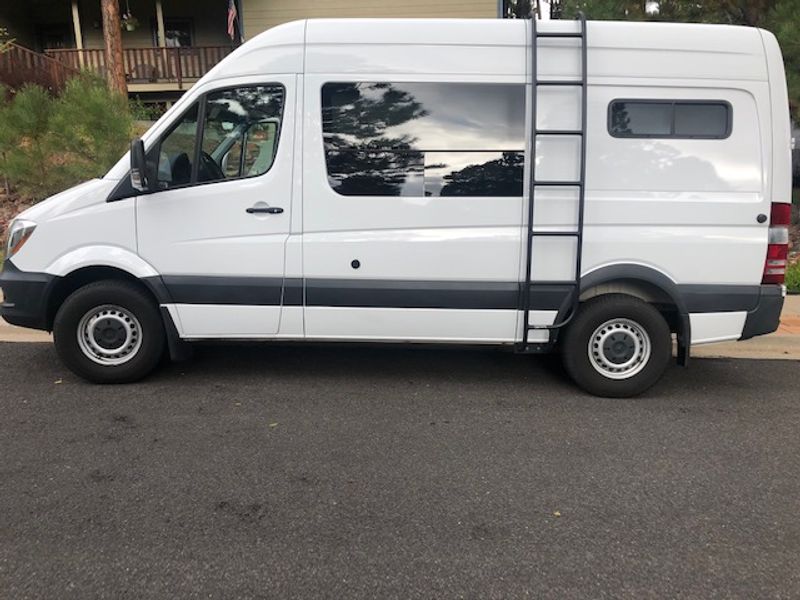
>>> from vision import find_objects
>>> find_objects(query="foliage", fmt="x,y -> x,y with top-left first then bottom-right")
0,85 -> 54,201
546,1 -> 800,118
503,0 -> 534,18
553,0 -> 773,23
0,27 -> 13,54
120,13 -> 140,31
0,76 -> 132,202
761,1 -> 800,120
786,260 -> 800,292
129,98 -> 164,121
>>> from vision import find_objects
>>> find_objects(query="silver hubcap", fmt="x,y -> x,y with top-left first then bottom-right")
77,305 -> 142,366
588,318 -> 651,380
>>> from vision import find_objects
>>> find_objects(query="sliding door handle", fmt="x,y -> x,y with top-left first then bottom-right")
246,206 -> 284,215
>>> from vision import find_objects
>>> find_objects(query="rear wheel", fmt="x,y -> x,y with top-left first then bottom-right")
53,280 -> 165,383
561,294 -> 671,397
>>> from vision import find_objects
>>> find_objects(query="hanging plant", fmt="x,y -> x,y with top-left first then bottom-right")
120,0 -> 139,32
121,13 -> 139,31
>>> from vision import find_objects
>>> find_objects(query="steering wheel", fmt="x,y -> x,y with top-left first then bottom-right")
198,151 -> 225,182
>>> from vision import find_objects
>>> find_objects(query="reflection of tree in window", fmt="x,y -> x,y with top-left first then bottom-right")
200,85 -> 283,181
321,82 -> 526,197
322,83 -> 427,196
610,103 -> 632,136
439,152 -> 524,197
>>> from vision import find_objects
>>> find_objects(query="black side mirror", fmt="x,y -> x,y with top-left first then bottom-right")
130,138 -> 150,192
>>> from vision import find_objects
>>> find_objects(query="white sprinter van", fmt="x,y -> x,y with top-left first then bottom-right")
0,17 -> 792,397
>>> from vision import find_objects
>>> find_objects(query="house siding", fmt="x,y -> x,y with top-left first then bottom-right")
242,0 -> 498,39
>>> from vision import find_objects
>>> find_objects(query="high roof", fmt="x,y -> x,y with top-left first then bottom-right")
202,18 -> 768,82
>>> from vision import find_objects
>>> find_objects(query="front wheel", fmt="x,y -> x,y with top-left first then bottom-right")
53,280 -> 165,383
561,294 -> 671,398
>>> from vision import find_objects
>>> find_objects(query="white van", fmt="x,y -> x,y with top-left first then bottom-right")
1,17 -> 791,397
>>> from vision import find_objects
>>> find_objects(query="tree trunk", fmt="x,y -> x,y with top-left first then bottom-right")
743,0 -> 773,27
101,0 -> 127,97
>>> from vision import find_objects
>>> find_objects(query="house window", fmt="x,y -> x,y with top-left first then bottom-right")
321,82 -> 526,197
608,100 -> 731,139
152,19 -> 193,47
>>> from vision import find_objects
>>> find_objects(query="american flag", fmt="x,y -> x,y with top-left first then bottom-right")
227,0 -> 237,41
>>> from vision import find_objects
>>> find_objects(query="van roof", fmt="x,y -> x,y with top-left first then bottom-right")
206,18 -> 767,82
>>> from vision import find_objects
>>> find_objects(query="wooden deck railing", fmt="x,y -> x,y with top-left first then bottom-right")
46,46 -> 234,88
0,43 -> 80,92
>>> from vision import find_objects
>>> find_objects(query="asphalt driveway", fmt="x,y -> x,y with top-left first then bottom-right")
1,342 -> 798,598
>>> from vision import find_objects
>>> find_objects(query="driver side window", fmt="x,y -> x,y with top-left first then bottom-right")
154,83 -> 285,191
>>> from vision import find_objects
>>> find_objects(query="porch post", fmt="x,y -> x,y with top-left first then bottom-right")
71,0 -> 85,67
155,0 -> 167,47
237,0 -> 245,42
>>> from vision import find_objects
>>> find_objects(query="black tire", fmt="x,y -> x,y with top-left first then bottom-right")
53,279 -> 165,383
561,294 -> 671,398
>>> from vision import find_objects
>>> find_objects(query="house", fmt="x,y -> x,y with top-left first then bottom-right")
0,0 -> 499,99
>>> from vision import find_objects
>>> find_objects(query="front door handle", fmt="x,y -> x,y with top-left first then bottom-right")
246,206 -> 283,215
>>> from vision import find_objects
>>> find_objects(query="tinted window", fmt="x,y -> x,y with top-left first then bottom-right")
609,100 -> 730,139
199,85 -> 284,183
321,82 -> 525,197
674,103 -> 729,137
153,84 -> 284,190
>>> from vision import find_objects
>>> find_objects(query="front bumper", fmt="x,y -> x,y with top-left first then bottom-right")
740,285 -> 785,340
0,260 -> 55,331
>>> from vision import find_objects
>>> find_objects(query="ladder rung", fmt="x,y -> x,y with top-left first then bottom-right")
536,32 -> 583,38
533,181 -> 582,187
535,129 -> 583,136
536,80 -> 583,86
530,231 -> 579,237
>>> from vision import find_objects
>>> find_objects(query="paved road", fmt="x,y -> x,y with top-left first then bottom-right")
1,342 -> 799,599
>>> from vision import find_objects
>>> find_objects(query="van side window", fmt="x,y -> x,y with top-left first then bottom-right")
154,84 -> 284,190
198,85 -> 284,183
321,82 -> 525,197
608,100 -> 731,139
157,103 -> 199,188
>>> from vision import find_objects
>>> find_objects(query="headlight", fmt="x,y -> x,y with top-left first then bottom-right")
5,219 -> 37,259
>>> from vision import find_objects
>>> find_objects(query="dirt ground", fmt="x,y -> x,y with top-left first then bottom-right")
0,192 -> 34,241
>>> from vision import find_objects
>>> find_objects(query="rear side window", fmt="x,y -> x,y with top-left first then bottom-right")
321,82 -> 526,197
608,100 -> 731,139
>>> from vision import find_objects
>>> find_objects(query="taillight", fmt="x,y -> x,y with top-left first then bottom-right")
762,202 -> 791,285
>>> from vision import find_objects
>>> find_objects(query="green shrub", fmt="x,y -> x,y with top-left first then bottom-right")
129,97 -> 164,121
49,75 -> 132,189
787,261 -> 800,293
0,84 -> 54,200
0,76 -> 133,202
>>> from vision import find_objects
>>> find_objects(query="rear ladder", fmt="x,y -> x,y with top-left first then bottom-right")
519,13 -> 588,352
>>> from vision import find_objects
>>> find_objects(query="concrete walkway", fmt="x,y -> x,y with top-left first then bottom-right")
1,293 -> 799,360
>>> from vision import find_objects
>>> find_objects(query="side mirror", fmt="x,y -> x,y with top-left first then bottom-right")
130,138 -> 150,192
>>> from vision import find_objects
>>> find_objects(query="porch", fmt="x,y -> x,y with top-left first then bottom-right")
0,0 -> 238,93
45,45 -> 233,91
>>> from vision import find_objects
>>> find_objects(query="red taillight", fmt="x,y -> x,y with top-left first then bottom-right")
771,202 -> 792,226
763,243 -> 789,284
762,202 -> 791,285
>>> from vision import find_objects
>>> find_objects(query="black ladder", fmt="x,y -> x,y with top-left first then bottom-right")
520,13 -> 588,352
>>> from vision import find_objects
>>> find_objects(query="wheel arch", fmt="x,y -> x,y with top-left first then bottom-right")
573,264 -> 691,365
44,266 -> 172,330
